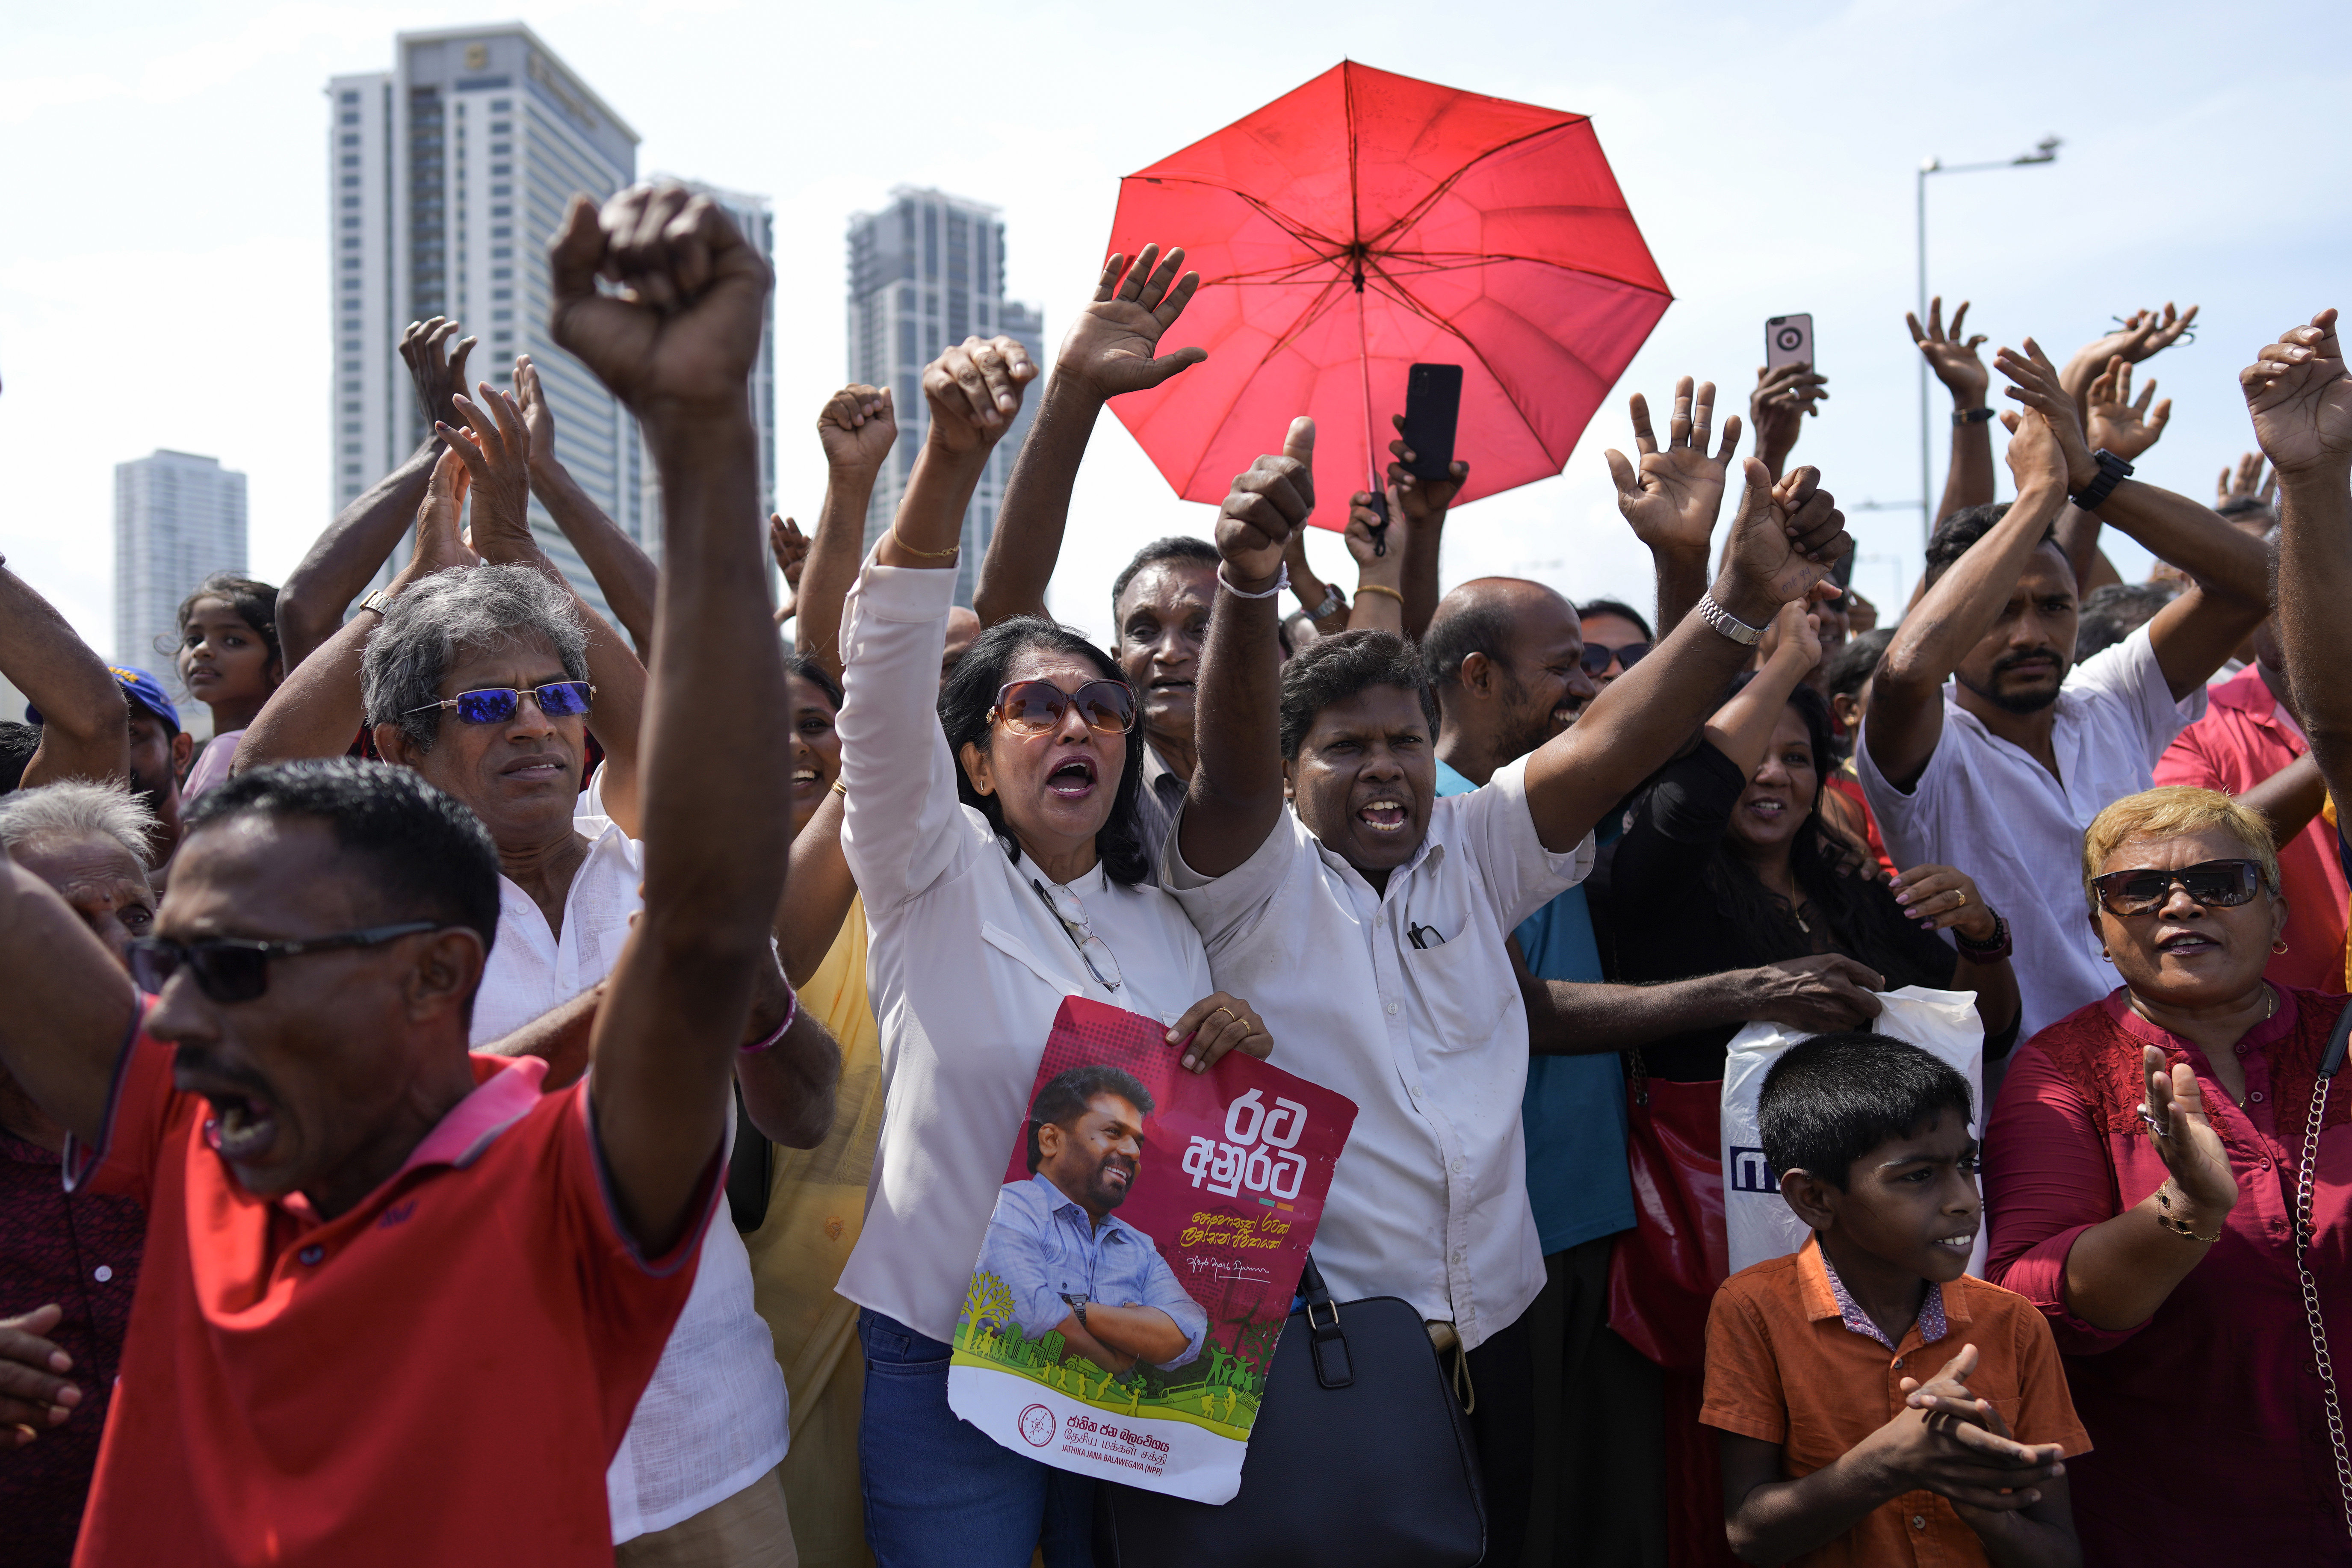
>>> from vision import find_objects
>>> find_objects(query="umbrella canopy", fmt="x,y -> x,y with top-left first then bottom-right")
1106,61 -> 1672,529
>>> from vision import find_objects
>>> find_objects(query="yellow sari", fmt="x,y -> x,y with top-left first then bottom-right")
746,897 -> 883,1568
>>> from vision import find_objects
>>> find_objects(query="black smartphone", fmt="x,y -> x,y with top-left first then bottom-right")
1401,363 -> 1463,481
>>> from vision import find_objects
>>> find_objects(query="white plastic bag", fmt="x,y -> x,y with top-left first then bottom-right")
1719,986 -> 1988,1279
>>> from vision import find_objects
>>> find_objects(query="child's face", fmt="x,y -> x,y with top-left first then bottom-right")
1822,1108 -> 1981,1284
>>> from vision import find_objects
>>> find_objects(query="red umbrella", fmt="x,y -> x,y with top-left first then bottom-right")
1106,61 -> 1672,529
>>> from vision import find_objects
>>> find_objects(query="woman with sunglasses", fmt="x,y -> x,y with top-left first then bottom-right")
1985,785 -> 2352,1562
830,337 -> 1269,1568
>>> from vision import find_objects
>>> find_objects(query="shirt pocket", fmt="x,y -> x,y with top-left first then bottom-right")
1402,927 -> 1510,1050
980,920 -> 1082,999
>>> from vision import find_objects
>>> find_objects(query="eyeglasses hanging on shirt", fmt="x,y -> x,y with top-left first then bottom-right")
1031,878 -> 1125,992
1406,922 -> 1448,951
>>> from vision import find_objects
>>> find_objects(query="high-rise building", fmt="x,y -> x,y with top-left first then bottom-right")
846,188 -> 1044,605
328,26 -> 651,620
114,450 -> 247,728
637,179 -> 778,561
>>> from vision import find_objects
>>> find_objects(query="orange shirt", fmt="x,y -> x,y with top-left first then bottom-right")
1700,1237 -> 2090,1568
68,1026 -> 710,1568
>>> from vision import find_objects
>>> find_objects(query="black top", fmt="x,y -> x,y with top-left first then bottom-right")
1591,741 -> 1957,1082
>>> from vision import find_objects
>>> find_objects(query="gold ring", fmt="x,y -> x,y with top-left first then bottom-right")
1209,1006 -> 1238,1028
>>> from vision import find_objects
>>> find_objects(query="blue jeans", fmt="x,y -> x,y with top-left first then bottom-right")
857,1308 -> 1096,1568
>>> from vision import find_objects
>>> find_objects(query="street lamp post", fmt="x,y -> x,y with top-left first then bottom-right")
1916,136 -> 2060,547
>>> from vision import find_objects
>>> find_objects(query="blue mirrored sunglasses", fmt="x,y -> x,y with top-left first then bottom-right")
406,681 -> 594,725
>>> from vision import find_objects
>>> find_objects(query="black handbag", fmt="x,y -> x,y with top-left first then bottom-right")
1093,1255 -> 1487,1568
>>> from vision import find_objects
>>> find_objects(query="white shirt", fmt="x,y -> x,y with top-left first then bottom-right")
1164,760 -> 1592,1351
833,559 -> 1216,1347
1856,622 -> 2206,1042
467,809 -> 789,1542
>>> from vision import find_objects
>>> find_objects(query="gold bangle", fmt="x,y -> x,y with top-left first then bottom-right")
1355,584 -> 1404,604
2156,1180 -> 2222,1243
830,777 -> 848,797
887,524 -> 961,561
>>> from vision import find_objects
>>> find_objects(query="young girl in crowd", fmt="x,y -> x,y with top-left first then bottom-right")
168,572 -> 281,799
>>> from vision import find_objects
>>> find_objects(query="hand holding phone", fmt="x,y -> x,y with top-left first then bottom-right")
1400,363 -> 1463,481
1766,314 -> 1815,372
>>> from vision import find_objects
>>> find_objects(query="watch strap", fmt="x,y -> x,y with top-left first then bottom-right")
1695,591 -> 1764,647
1952,406 -> 1997,426
2069,448 -> 2136,513
358,588 -> 392,617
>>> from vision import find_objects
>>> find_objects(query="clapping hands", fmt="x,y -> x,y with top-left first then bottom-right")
1883,1344 -> 2069,1517
1994,338 -> 2093,496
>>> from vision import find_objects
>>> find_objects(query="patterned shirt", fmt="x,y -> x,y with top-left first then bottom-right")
1814,1243 -> 1947,1352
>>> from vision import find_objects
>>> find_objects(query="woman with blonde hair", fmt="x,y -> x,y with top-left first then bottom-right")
1985,784 -> 2352,1564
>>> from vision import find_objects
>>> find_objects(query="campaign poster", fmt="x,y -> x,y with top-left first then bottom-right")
946,996 -> 1357,1503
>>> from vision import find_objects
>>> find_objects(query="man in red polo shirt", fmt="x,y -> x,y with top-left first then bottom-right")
0,185 -> 796,1568
2155,608 -> 2348,991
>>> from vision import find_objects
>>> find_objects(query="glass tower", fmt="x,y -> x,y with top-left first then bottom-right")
845,188 -> 1044,606
114,450 -> 248,734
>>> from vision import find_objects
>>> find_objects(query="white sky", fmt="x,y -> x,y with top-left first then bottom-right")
4,0 -> 2346,658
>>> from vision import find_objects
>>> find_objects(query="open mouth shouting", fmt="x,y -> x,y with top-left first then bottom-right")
178,1058 -> 285,1169
1047,755 -> 1098,800
1357,796 -> 1409,833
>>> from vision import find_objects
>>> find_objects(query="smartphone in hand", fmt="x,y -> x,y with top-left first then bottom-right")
1766,314 -> 1815,371
1400,363 -> 1463,482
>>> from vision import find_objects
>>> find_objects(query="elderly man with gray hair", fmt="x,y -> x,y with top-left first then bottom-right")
237,375 -> 840,1565
0,780 -> 155,1567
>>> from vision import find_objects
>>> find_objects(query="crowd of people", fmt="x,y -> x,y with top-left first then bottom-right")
0,183 -> 2349,1568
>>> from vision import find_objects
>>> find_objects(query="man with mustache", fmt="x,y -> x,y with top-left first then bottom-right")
978,1064 -> 1206,1374
1860,338 -> 2271,1041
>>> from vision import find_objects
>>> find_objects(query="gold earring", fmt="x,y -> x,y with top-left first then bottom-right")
2274,939 -> 2291,955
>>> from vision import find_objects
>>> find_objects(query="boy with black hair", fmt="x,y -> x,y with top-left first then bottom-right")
1703,1033 -> 2089,1567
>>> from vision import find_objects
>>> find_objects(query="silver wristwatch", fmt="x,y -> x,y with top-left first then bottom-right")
1695,591 -> 1764,647
1312,582 -> 1347,621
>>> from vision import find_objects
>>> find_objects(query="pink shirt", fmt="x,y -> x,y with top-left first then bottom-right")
2156,664 -> 2348,992
1985,987 -> 2352,1565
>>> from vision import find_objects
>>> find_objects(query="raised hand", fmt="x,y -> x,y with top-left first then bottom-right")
817,383 -> 896,475
0,1303 -> 80,1443
2138,1044 -> 2240,1223
400,316 -> 477,431
1216,419 -> 1315,583
2062,303 -> 2199,406
1749,362 -> 1829,474
1056,245 -> 1208,401
512,354 -> 560,472
439,383 -> 535,559
769,515 -> 808,622
1891,863 -> 1998,941
1384,413 -> 1469,525
2216,452 -> 2278,509
1752,600 -> 1823,673
1995,337 -> 2094,493
1604,377 -> 1741,558
548,185 -> 773,426
2242,309 -> 2352,479
396,447 -> 483,586
923,335 -> 1038,454
1717,461 -> 1852,614
2086,356 -> 2171,462
1907,296 -> 1990,405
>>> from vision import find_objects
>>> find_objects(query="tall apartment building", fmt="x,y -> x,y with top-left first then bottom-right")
637,179 -> 778,558
328,26 -> 648,620
846,188 -> 1043,605
115,451 -> 247,730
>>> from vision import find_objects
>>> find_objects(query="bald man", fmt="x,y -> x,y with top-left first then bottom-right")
1425,576 -> 1844,1562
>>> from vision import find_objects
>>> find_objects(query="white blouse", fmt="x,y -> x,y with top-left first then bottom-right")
833,558 -> 1215,1345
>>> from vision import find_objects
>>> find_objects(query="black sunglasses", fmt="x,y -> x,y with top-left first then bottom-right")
991,679 -> 1137,737
1581,641 -> 1651,677
406,682 -> 594,725
2090,859 -> 2264,918
128,921 -> 447,1003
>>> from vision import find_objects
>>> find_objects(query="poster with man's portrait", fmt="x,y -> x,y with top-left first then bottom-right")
947,997 -> 1356,1503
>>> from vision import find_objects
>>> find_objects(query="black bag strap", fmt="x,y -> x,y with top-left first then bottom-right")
1298,1252 -> 1353,1389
